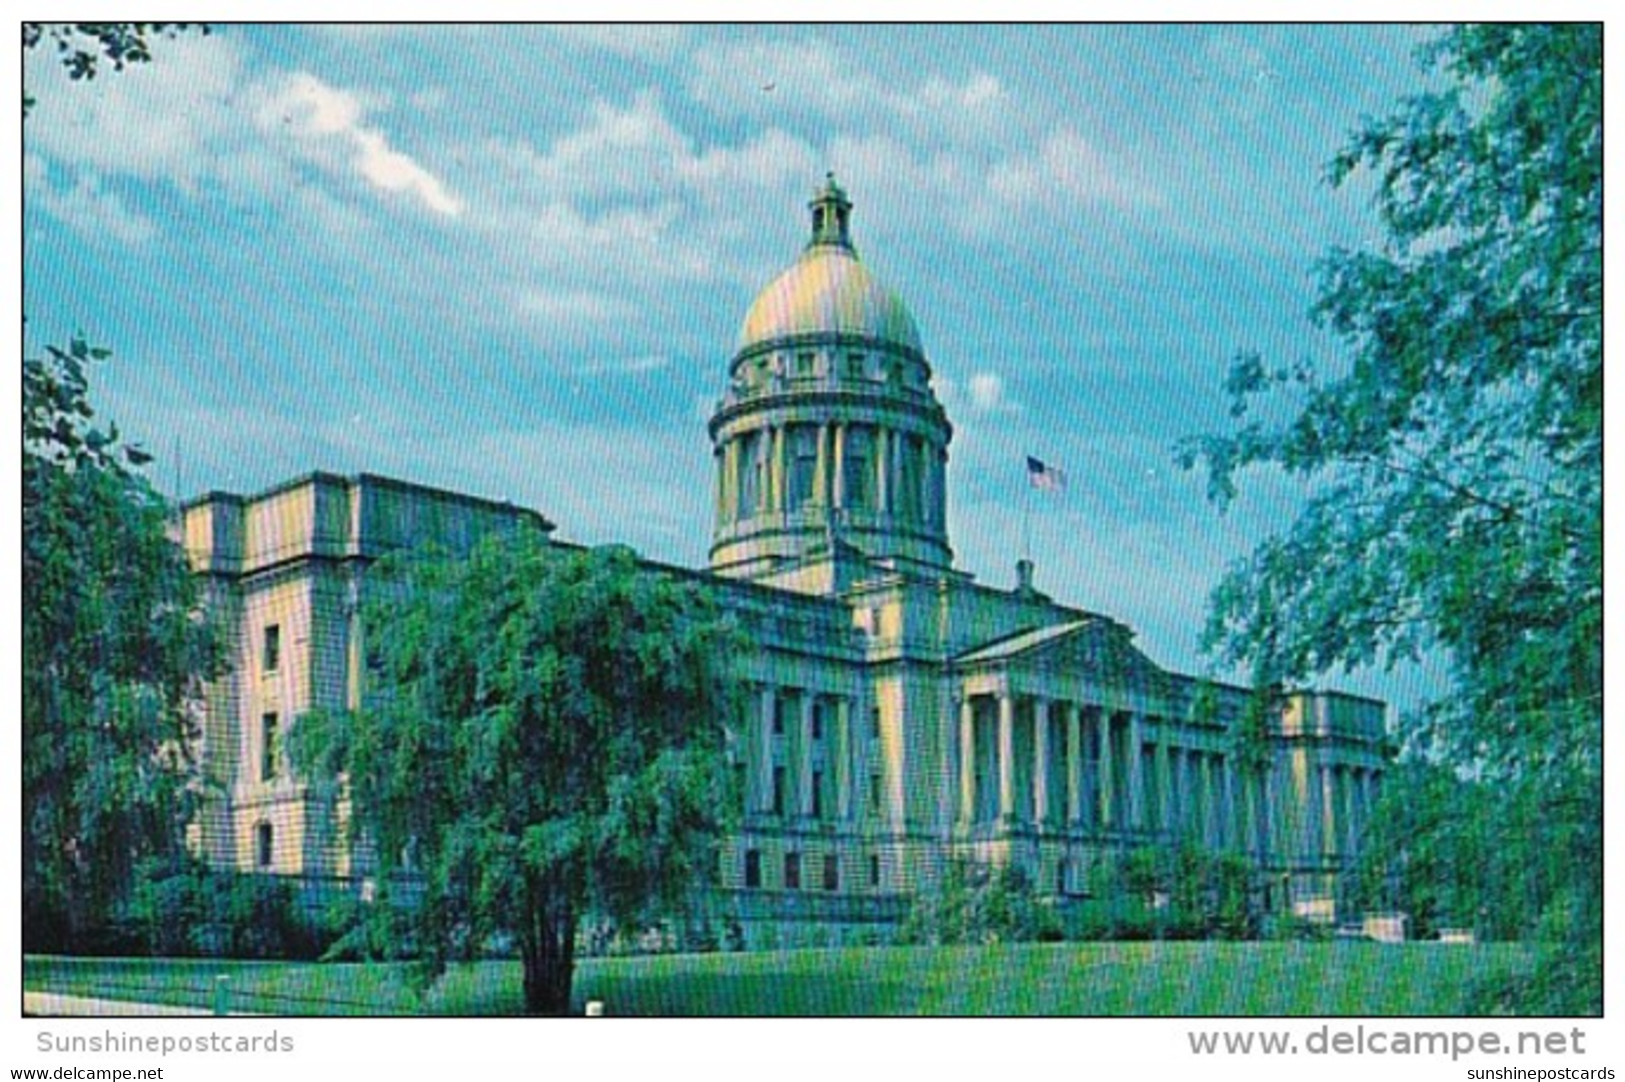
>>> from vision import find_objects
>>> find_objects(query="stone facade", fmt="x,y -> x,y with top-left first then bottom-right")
182,176 -> 1387,941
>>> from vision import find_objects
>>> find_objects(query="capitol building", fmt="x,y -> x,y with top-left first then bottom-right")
181,175 -> 1388,941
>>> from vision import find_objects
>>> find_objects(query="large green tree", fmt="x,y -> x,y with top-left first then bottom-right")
1180,25 -> 1599,1012
293,536 -> 739,1015
24,23 -> 221,951
23,337 -> 222,949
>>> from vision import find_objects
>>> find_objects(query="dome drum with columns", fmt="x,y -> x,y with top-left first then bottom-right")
709,174 -> 954,580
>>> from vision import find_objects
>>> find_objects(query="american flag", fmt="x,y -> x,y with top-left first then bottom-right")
1026,455 -> 1067,492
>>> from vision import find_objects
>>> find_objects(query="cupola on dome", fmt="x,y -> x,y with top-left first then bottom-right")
735,174 -> 923,357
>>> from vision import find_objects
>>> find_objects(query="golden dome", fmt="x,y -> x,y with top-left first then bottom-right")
734,174 -> 923,356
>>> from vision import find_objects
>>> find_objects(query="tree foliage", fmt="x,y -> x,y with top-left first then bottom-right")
23,23 -> 205,116
1180,26 -> 1599,1012
292,536 -> 740,1015
23,336 -> 222,950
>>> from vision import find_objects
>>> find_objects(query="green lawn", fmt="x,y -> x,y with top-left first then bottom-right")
25,942 -> 1532,1017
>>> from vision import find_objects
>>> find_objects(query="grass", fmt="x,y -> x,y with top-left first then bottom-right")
25,941 -> 1533,1017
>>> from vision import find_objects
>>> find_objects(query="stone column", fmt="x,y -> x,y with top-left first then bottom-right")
1065,702 -> 1083,827
798,693 -> 817,819
756,686 -> 775,816
959,695 -> 976,826
1198,753 -> 1215,847
835,696 -> 852,821
770,425 -> 786,514
1032,698 -> 1051,827
832,424 -> 846,509
1128,713 -> 1146,831
1098,710 -> 1116,829
813,423 -> 830,510
1319,757 -> 1332,857
731,438 -> 745,520
876,427 -> 891,514
998,692 -> 1015,825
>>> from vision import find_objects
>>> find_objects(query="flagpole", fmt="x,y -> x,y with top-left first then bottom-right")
1022,461 -> 1032,564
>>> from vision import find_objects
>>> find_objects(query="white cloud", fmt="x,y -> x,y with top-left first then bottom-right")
516,287 -> 637,327
934,371 -> 1019,416
24,31 -> 245,192
550,25 -> 689,61
689,36 -> 1015,148
989,128 -> 1161,211
967,372 -> 1010,412
256,72 -> 463,217
25,38 -> 464,228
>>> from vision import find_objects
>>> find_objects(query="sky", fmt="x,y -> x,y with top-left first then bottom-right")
21,23 -> 1453,708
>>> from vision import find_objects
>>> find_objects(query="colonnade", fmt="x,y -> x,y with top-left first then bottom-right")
715,418 -> 943,529
953,691 -> 1377,861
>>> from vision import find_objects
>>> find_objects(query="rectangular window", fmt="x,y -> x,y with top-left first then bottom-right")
740,431 -> 764,516
868,854 -> 881,889
811,700 -> 823,741
773,694 -> 786,735
256,822 -> 274,868
870,706 -> 882,740
823,854 -> 839,892
869,772 -> 882,816
784,852 -> 801,890
843,426 -> 873,510
262,624 -> 281,673
261,713 -> 279,782
772,766 -> 786,817
788,426 -> 817,509
744,849 -> 761,888
811,770 -> 824,819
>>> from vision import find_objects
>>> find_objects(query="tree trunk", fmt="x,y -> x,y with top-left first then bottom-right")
521,905 -> 577,1015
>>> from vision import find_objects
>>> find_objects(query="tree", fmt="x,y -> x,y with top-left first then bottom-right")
1180,26 -> 1599,1012
24,24 -> 222,951
23,23 -> 204,116
292,536 -> 740,1015
23,336 -> 222,949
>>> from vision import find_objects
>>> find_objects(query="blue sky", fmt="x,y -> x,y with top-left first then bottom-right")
22,23 -> 1450,705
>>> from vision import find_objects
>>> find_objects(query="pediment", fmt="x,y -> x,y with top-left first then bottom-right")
957,618 -> 1170,693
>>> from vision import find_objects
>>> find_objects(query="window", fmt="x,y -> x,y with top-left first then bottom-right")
261,713 -> 279,782
868,854 -> 881,889
744,849 -> 761,888
811,701 -> 823,741
788,426 -> 817,509
262,624 -> 281,673
794,352 -> 815,378
256,822 -> 274,868
739,431 -> 764,516
772,766 -> 786,817
784,852 -> 801,890
846,353 -> 866,380
843,426 -> 873,509
869,772 -> 882,815
823,854 -> 839,892
772,694 -> 786,735
870,706 -> 882,740
811,770 -> 824,819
